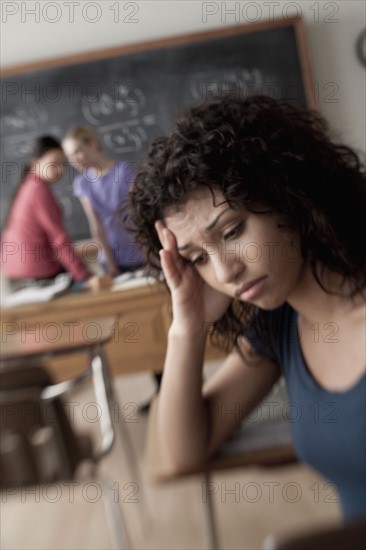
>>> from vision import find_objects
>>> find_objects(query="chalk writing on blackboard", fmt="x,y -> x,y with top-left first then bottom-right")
81,83 -> 158,153
99,116 -> 157,154
81,83 -> 147,124
1,105 -> 58,159
189,68 -> 263,101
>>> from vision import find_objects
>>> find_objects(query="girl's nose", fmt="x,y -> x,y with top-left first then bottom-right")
212,247 -> 244,285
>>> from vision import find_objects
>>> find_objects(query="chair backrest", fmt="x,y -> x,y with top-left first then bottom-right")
263,517 -> 366,550
0,361 -> 92,486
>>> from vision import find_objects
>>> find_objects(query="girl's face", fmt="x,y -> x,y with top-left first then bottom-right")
31,149 -> 66,183
62,138 -> 99,172
164,188 -> 306,310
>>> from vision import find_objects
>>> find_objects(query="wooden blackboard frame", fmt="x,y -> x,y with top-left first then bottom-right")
1,17 -> 314,107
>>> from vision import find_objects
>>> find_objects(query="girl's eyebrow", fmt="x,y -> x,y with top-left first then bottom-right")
177,207 -> 232,251
205,207 -> 232,231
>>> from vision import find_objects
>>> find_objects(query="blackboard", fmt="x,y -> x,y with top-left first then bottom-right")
0,18 -> 313,240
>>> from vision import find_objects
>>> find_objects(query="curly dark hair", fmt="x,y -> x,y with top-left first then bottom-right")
129,95 -> 366,352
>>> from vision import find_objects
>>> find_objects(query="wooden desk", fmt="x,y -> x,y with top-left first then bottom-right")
0,314 -> 133,549
1,316 -> 116,361
1,281 -> 224,382
144,397 -> 296,550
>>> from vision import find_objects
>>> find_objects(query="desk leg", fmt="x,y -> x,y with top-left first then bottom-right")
90,347 -> 115,459
202,472 -> 220,550
92,346 -> 152,537
97,473 -> 131,550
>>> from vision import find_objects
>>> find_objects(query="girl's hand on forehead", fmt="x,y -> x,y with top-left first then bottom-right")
155,219 -> 188,291
155,220 -> 179,259
155,220 -> 231,329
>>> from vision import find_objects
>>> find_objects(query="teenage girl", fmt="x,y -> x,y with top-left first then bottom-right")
129,95 -> 366,521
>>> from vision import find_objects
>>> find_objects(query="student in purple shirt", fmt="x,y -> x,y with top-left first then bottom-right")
63,126 -> 160,408
63,126 -> 143,276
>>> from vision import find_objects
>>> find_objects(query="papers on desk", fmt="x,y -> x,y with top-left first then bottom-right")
112,269 -> 163,291
1,274 -> 72,308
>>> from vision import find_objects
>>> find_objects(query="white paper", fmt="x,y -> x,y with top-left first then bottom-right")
112,270 -> 162,291
1,274 -> 72,308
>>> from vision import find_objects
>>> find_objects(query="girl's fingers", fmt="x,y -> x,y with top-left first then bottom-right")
159,249 -> 181,290
156,219 -> 186,278
155,220 -> 166,247
162,227 -> 182,261
155,220 -> 177,249
162,227 -> 176,251
156,220 -> 181,261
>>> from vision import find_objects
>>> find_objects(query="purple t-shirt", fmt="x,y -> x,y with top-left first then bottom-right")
73,160 -> 142,267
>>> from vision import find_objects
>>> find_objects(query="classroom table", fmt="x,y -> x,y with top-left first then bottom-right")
144,396 -> 297,550
0,280 -> 224,382
0,315 -> 138,549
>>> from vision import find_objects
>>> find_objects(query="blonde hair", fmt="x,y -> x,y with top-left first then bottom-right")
63,125 -> 101,149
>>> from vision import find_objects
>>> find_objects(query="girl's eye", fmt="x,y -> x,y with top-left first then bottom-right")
224,222 -> 244,241
191,252 -> 208,266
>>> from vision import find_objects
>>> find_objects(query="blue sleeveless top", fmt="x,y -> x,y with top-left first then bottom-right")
244,303 -> 366,521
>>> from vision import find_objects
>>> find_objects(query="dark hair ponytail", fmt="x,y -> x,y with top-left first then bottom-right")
3,136 -> 63,229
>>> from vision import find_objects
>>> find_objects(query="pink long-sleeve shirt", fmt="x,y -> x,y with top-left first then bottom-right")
1,173 -> 89,281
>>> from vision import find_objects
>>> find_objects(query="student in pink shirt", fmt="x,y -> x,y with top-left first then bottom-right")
1,136 -> 92,288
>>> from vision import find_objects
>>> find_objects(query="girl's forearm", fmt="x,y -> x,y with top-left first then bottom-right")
91,227 -> 117,270
157,324 -> 209,473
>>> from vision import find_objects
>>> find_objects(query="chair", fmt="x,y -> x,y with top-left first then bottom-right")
144,385 -> 297,550
262,517 -> 366,550
0,361 -> 92,485
0,317 -> 130,549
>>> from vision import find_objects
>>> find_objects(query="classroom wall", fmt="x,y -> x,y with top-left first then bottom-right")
1,0 -> 365,153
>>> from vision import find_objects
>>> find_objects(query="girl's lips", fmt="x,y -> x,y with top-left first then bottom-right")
235,276 -> 267,301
